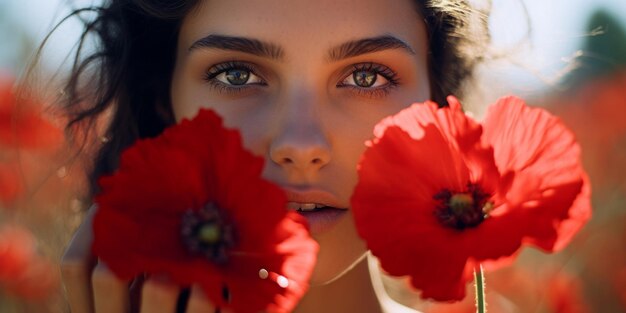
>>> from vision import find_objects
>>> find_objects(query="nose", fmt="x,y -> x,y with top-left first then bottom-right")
269,104 -> 331,174
269,127 -> 331,170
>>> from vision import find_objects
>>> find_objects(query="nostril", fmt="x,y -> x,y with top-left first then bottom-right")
270,144 -> 331,169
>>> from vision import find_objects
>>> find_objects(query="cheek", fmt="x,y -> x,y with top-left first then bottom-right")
171,72 -> 269,131
171,70 -> 200,122
323,93 -> 421,164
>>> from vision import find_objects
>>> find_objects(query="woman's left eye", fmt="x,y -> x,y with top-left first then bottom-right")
342,69 -> 388,88
338,63 -> 399,93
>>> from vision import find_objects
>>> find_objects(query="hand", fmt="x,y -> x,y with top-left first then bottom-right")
60,205 -> 230,313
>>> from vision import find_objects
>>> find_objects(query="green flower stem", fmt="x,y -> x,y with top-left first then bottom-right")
474,264 -> 486,313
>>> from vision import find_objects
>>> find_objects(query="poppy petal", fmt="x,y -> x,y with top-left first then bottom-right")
482,96 -> 591,250
93,109 -> 318,313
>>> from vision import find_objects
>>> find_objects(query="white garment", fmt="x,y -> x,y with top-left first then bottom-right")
367,254 -> 423,313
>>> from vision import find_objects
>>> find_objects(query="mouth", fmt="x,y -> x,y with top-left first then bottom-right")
286,202 -> 346,212
283,189 -> 349,234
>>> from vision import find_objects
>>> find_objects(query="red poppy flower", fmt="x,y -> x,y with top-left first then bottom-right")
546,269 -> 590,313
93,109 -> 318,313
548,71 -> 626,192
0,75 -> 63,204
351,96 -> 591,301
0,224 -> 57,299
0,76 -> 62,150
0,162 -> 21,203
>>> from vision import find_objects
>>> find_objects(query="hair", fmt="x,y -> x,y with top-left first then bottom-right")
37,0 -> 490,197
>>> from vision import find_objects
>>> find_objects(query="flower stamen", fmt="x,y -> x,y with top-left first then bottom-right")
181,203 -> 237,265
449,193 -> 474,215
434,183 -> 493,230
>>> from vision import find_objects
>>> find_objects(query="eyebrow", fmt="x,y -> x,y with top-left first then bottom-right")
327,35 -> 416,61
188,34 -> 415,62
188,34 -> 284,60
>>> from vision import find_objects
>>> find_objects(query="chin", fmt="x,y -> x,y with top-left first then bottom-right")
307,213 -> 369,285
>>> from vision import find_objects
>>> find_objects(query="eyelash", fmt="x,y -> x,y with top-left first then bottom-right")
203,61 -> 266,95
202,61 -> 400,98
337,62 -> 400,99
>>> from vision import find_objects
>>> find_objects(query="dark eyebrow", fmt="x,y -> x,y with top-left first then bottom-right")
188,34 -> 284,60
328,35 -> 416,61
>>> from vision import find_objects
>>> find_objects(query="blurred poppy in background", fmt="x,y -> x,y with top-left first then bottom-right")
0,224 -> 58,300
0,75 -> 62,205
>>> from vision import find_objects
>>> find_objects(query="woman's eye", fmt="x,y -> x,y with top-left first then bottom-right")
341,68 -> 391,89
213,68 -> 264,86
337,63 -> 399,99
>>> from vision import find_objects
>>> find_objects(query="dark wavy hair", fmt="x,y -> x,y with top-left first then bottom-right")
39,0 -> 489,196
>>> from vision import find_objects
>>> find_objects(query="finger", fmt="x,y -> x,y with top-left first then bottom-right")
61,205 -> 97,313
186,285 -> 217,313
139,276 -> 180,313
92,262 -> 130,313
185,285 -> 235,313
129,274 -> 146,313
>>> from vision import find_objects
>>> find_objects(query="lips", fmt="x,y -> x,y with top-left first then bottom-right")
286,202 -> 327,211
284,189 -> 348,209
283,188 -> 348,234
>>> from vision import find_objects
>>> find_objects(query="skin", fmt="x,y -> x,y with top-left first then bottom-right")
61,0 -> 430,312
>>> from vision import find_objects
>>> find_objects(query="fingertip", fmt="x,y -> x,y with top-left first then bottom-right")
61,258 -> 95,313
92,262 -> 130,313
185,285 -> 215,313
139,277 -> 180,313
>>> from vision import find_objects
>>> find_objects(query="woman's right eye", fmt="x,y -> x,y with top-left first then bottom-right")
213,68 -> 264,86
204,61 -> 266,90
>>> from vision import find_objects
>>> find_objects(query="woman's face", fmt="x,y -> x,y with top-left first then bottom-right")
171,0 -> 430,284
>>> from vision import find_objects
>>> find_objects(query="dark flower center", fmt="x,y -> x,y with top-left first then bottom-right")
433,183 -> 493,230
181,203 -> 236,265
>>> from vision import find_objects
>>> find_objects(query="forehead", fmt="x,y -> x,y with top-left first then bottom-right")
179,0 -> 426,58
